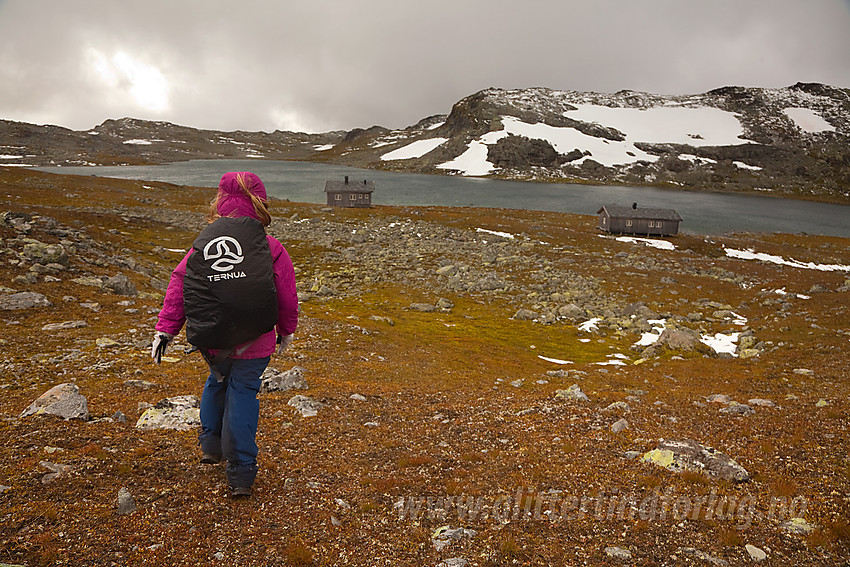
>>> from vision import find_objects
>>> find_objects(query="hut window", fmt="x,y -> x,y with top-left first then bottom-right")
349,194 -> 356,201
626,220 -> 633,227
334,194 -> 342,201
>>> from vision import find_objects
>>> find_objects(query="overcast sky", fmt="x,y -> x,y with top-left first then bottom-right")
1,0 -> 848,133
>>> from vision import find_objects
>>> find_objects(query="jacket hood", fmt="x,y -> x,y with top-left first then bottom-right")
216,172 -> 267,220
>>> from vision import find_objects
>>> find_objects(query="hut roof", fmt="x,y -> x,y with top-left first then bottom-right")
597,204 -> 683,221
324,179 -> 375,193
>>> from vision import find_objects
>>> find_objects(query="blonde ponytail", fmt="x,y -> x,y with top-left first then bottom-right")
207,172 -> 272,226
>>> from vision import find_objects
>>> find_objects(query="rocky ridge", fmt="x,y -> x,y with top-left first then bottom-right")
2,83 -> 849,204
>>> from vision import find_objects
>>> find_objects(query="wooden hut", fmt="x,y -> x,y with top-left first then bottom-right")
597,203 -> 683,236
324,176 -> 374,208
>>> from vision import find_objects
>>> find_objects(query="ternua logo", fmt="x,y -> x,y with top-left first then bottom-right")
203,236 -> 244,272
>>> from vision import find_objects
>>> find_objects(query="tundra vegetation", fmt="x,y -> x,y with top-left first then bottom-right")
0,167 -> 848,566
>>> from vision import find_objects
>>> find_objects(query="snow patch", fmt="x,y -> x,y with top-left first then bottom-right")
314,144 -> 334,151
634,319 -> 667,347
381,138 -> 448,161
476,228 -> 515,240
616,236 -> 675,250
783,107 -> 836,133
725,248 -> 850,272
733,161 -> 762,171
564,104 -> 749,147
437,139 -> 494,175
578,318 -> 602,332
701,332 -> 741,356
538,355 -> 573,365
123,139 -> 153,145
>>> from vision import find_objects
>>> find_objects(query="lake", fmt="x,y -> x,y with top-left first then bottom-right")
38,160 -> 850,237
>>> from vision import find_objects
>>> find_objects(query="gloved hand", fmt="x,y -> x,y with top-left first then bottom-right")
151,332 -> 174,364
276,333 -> 294,354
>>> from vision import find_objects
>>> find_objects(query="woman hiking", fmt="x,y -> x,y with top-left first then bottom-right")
151,171 -> 298,498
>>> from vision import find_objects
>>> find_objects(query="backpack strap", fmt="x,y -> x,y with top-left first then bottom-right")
198,337 -> 260,382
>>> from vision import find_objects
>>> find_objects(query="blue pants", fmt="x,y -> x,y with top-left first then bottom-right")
198,356 -> 270,488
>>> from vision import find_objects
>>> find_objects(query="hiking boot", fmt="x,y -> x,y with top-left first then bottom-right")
200,452 -> 222,464
230,486 -> 252,499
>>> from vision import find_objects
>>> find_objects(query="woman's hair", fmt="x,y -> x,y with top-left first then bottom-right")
208,172 -> 272,226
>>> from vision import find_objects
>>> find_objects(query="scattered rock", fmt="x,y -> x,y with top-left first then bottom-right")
779,517 -> 816,535
554,384 -> 589,402
135,395 -> 200,430
815,398 -> 830,407
288,395 -> 323,417
677,547 -> 728,566
719,402 -> 755,416
604,546 -> 632,560
641,327 -> 716,358
611,418 -> 629,433
40,461 -> 73,483
436,559 -> 468,567
558,303 -> 586,320
41,320 -> 88,331
350,393 -> 367,402
747,398 -> 775,407
261,366 -> 308,393
124,379 -> 157,389
512,308 -> 539,321
0,291 -> 52,310
745,544 -> 767,562
102,274 -> 138,296
603,401 -> 630,413
432,526 -> 476,552
117,487 -> 137,515
409,303 -> 438,313
641,439 -> 749,483
21,383 -> 89,421
23,240 -> 69,266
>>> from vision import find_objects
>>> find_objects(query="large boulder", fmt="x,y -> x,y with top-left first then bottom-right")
0,291 -> 52,310
641,439 -> 749,483
261,366 -> 309,393
21,383 -> 89,421
102,274 -> 138,296
641,328 -> 716,358
22,240 -> 69,267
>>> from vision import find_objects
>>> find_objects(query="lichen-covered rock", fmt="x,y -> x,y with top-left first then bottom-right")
641,439 -> 749,483
554,383 -> 589,402
288,395 -> 323,417
641,327 -> 716,358
22,240 -> 69,266
0,291 -> 52,310
102,274 -> 138,296
135,395 -> 200,430
21,382 -> 89,421
779,517 -> 816,535
261,366 -> 309,393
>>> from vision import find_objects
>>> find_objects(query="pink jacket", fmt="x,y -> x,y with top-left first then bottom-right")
155,172 -> 298,359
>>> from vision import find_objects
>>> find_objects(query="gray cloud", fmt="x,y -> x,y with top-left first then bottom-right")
1,0 -> 848,132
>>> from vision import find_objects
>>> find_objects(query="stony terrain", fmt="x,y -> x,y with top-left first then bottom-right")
0,166 -> 848,566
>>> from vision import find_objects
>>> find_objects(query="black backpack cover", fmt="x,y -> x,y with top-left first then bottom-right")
183,217 -> 278,350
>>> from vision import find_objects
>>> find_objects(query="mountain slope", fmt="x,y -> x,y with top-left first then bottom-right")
343,83 -> 850,203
